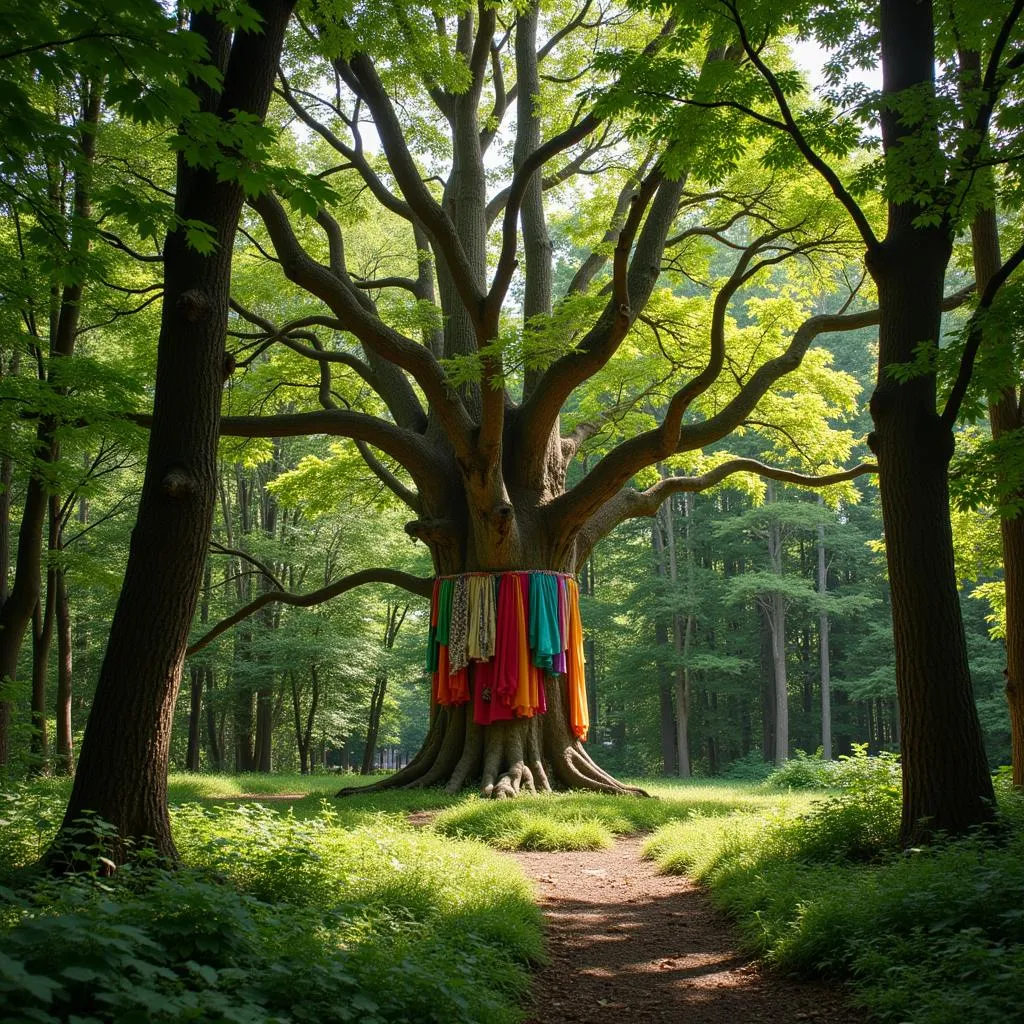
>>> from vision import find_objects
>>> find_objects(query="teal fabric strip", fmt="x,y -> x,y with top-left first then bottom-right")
529,572 -> 561,670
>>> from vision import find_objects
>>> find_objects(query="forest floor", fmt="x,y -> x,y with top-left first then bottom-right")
510,836 -> 859,1024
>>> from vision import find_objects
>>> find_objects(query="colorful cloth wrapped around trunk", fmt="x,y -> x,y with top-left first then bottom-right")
424,569 -> 585,738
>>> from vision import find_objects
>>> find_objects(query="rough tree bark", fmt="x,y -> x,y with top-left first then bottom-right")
864,0 -> 995,842
49,0 -> 295,864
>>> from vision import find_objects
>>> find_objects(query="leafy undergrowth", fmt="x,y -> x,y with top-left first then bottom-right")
432,781 -> 816,851
643,761 -> 1024,1024
0,786 -> 542,1024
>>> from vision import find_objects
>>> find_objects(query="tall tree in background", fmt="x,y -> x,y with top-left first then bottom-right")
52,0 -> 296,863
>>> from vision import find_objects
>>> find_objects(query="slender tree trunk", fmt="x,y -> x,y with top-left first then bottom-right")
29,496 -> 59,773
185,668 -> 203,772
663,493 -> 691,776
204,669 -> 222,771
51,2 -> 295,865
290,671 -> 308,774
817,499 -> 832,759
760,612 -> 776,762
361,672 -> 387,775
767,591 -> 789,766
651,517 -> 677,773
761,483 -> 789,765
54,554 -> 73,775
0,445 -> 11,765
186,562 -> 211,772
967,192 -> 1024,786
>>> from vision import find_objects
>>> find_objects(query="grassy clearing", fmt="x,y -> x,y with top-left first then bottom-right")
642,771 -> 1024,1024
432,780 -> 818,851
0,780 -> 542,1024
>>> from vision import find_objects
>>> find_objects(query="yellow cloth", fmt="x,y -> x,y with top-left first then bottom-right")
565,578 -> 589,740
467,575 -> 496,660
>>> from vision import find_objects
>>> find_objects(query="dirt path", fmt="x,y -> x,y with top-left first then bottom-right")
511,837 -> 859,1024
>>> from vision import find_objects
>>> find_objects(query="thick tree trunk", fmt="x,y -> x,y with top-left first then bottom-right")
337,498 -> 647,800
254,689 -> 273,772
49,2 -> 294,866
864,0 -> 995,845
869,229 -> 995,841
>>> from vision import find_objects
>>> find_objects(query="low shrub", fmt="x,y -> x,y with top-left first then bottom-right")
644,769 -> 1024,1024
0,794 -> 543,1024
764,744 -> 901,793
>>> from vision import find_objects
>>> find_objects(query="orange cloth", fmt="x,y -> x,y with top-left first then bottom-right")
434,643 -> 451,705
449,665 -> 469,704
565,577 -> 589,740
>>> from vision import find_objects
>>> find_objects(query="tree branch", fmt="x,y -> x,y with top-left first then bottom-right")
276,72 -> 414,221
250,191 -> 470,452
576,459 -> 877,563
548,283 -> 974,536
187,568 -> 433,655
941,239 -> 1024,427
215,409 -> 439,477
341,51 -> 486,323
353,439 -> 421,512
724,0 -> 880,250
208,541 -> 285,591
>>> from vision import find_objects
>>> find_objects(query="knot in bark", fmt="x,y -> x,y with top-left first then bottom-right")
176,288 -> 211,323
162,466 -> 196,498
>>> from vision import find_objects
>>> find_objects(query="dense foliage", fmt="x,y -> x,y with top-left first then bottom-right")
0,782 -> 541,1023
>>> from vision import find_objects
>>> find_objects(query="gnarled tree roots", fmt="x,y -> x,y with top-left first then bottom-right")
337,677 -> 648,800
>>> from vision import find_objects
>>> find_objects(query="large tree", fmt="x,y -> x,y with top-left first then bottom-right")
51,0 -> 296,864
617,0 -> 1024,840
190,2 -> 882,801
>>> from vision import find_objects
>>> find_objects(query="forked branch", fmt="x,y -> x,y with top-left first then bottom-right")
187,568 -> 433,655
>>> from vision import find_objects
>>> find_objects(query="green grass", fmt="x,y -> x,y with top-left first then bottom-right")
432,780 -> 819,851
0,778 -> 542,1024
641,776 -> 1024,1024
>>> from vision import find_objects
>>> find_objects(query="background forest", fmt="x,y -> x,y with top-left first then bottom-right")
2,2 -> 1024,1023
0,114 -> 1010,780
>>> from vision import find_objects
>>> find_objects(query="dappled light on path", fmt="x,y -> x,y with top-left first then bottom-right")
514,837 -> 858,1024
